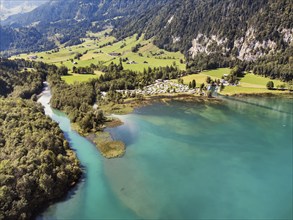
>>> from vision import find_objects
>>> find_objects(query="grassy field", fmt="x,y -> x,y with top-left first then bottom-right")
201,68 -> 231,78
239,73 -> 285,88
179,68 -> 289,95
179,68 -> 230,85
11,30 -> 185,80
61,71 -> 103,84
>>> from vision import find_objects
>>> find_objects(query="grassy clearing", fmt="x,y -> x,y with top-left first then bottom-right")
99,102 -> 135,115
239,73 -> 285,88
201,68 -> 231,78
179,74 -> 210,85
180,68 -> 231,85
61,72 -> 103,84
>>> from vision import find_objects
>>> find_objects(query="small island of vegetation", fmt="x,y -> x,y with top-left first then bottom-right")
89,132 -> 126,159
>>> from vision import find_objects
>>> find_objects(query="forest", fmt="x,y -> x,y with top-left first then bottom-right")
0,58 -> 57,98
0,99 -> 81,219
0,59 -> 81,219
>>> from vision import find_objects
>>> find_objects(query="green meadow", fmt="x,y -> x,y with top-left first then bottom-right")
179,68 -> 289,95
12,30 -> 185,76
61,71 -> 104,85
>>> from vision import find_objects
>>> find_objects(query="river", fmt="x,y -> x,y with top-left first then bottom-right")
38,84 -> 292,219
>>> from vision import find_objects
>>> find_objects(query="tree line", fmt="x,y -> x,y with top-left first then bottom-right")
186,48 -> 293,82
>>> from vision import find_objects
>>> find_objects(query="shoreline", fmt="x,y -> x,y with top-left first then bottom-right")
225,91 -> 293,98
101,93 -> 224,116
31,177 -> 82,219
101,90 -> 292,116
74,91 -> 292,159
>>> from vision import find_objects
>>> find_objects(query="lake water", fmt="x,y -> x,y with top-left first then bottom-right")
38,87 -> 292,219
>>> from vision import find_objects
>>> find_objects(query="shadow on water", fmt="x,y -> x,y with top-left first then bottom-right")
133,100 -> 208,117
34,172 -> 86,220
219,95 -> 292,115
106,123 -> 138,147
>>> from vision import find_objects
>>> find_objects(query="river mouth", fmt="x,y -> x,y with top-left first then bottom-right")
38,85 -> 292,219
37,84 -> 138,219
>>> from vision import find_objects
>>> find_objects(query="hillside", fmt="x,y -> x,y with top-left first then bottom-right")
113,0 -> 293,60
11,32 -> 185,74
0,0 -> 48,20
1,0 -> 166,54
1,0 -> 292,81
1,0 -> 292,57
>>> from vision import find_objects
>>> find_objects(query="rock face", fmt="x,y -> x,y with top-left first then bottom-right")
189,27 -> 293,61
189,34 -> 228,56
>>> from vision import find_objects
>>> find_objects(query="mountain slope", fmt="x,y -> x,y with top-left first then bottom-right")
1,0 -> 292,65
0,0 -> 48,20
0,0 -> 167,55
113,0 -> 293,60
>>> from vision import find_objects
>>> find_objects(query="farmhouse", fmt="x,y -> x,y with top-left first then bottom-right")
108,52 -> 121,56
28,55 -> 38,60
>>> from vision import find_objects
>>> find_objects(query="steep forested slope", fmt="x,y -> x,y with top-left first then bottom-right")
1,0 -> 167,54
0,59 -> 47,98
3,0 -> 291,57
113,0 -> 293,59
112,0 -> 292,80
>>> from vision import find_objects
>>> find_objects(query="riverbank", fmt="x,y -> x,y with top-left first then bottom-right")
98,89 -> 293,118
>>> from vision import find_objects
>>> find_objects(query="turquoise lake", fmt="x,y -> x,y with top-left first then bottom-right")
38,87 -> 292,219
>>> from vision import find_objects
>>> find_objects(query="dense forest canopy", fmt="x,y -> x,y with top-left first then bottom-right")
0,58 -> 61,98
0,99 -> 81,219
0,59 -> 81,219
